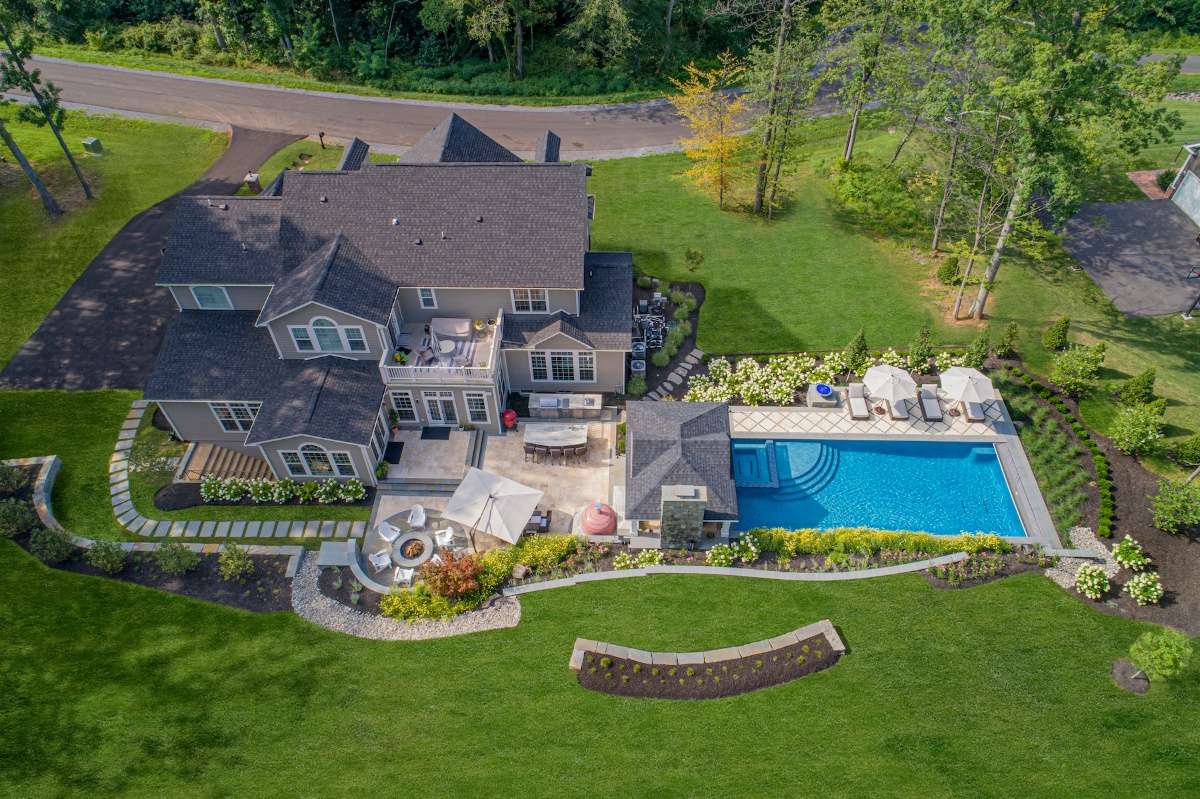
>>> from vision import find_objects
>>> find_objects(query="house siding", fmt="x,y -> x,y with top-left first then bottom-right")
258,435 -> 376,486
265,304 -> 384,360
156,400 -> 261,449
395,287 -> 576,322
169,285 -> 271,311
385,384 -> 502,434
504,349 -> 626,393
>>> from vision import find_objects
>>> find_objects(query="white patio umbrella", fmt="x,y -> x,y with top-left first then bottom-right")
442,467 -> 544,547
940,367 -> 996,404
863,364 -> 917,405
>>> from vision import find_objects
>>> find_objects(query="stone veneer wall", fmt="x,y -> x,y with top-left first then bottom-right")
568,619 -> 845,671
659,484 -> 707,549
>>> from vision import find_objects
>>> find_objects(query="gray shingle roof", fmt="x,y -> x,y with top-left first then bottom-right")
401,113 -> 522,164
624,401 -> 737,521
337,137 -> 371,171
143,311 -> 384,446
502,252 -> 633,350
159,197 -> 282,285
535,130 -> 561,163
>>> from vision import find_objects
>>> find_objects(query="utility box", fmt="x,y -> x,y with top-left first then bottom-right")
81,137 -> 103,155
244,172 -> 262,193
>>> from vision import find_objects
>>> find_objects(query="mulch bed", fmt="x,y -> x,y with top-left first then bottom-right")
152,482 -> 375,512
922,551 -> 1048,589
318,564 -> 384,615
576,634 -> 839,700
1111,658 -> 1150,695
635,280 -> 705,397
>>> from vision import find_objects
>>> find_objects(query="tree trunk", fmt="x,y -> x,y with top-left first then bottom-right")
968,176 -> 1027,319
952,175 -> 991,319
888,111 -> 919,166
486,39 -> 494,63
842,98 -> 863,162
754,0 -> 792,215
930,124 -> 960,254
1186,464 -> 1200,484
211,19 -> 227,50
328,0 -> 342,48
0,120 -> 62,217
514,21 -> 524,79
661,0 -> 677,69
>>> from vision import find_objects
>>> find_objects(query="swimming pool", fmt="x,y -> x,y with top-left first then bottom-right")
732,438 -> 1027,537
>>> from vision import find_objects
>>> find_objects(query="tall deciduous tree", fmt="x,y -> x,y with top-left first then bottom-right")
669,54 -> 747,209
0,110 -> 62,217
566,0 -> 637,65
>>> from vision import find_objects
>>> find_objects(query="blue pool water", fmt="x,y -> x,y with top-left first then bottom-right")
732,439 -> 1026,537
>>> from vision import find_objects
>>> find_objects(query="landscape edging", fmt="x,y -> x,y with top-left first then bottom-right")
569,618 -> 846,671
504,552 -> 970,596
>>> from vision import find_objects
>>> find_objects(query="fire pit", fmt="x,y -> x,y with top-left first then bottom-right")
390,531 -> 435,568
401,538 -> 426,559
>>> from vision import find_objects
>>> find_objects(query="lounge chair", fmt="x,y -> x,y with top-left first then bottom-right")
408,505 -> 426,529
434,527 -> 457,549
378,522 -> 402,544
393,567 -> 415,587
964,401 -> 987,422
889,399 -> 910,421
847,383 -> 871,420
368,549 -> 392,574
919,387 -> 943,422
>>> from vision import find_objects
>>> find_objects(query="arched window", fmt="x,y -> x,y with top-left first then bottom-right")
280,443 -> 358,478
288,316 -> 369,354
300,444 -> 334,476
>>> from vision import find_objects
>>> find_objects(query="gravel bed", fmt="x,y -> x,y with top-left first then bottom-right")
290,555 -> 521,640
1045,526 -> 1120,589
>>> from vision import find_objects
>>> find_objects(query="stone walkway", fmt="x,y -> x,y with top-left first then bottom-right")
729,394 -> 1010,439
111,400 -> 367,541
646,347 -> 704,400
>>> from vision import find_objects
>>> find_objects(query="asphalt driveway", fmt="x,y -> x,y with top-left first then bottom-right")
0,127 -> 298,391
1062,200 -> 1200,316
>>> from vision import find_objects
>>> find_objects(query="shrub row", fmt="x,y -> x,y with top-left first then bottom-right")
1009,367 -> 1114,537
747,528 -> 1011,558
199,475 -> 366,505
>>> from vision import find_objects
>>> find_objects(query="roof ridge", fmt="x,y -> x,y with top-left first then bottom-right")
304,367 -> 331,424
313,232 -> 344,292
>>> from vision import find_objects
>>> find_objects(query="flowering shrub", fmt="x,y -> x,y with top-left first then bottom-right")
934,351 -> 962,372
379,584 -> 455,622
340,479 -> 366,502
219,477 -> 248,501
1125,571 -> 1164,606
750,527 -> 1009,558
1111,536 -> 1150,571
705,544 -> 734,566
248,478 -> 274,503
315,478 -> 342,504
271,478 -> 297,503
732,536 -> 759,564
635,549 -> 664,567
199,474 -> 223,502
1110,403 -> 1165,455
876,349 -> 906,368
612,551 -> 636,570
1074,564 -> 1109,600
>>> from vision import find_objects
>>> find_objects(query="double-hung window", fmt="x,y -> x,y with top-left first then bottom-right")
511,288 -> 548,313
464,392 -> 489,424
191,285 -> 233,310
418,288 -> 437,309
550,351 -> 575,382
281,451 -> 306,476
390,391 -> 417,421
210,401 -> 260,433
289,317 -> 369,354
577,352 -> 595,382
529,352 -> 548,381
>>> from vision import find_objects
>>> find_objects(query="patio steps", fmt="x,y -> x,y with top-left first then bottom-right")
182,443 -> 273,481
466,428 -> 487,469
376,477 -> 461,496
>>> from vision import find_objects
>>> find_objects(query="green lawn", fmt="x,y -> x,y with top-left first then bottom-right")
0,108 -> 226,369
244,139 -> 399,191
1,542 -> 1196,796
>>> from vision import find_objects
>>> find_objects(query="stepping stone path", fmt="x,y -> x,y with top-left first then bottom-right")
647,348 -> 704,401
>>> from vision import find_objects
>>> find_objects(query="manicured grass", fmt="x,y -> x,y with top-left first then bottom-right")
0,108 -> 226,368
1081,101 -> 1200,202
245,140 -> 399,191
36,45 -> 665,107
128,411 -> 369,524
589,121 -> 974,355
1,542 -> 1197,796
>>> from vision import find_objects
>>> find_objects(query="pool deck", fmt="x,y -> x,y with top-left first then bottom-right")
728,396 -> 1059,550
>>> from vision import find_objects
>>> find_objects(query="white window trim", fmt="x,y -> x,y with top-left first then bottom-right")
510,288 -> 549,314
529,350 -> 596,383
208,401 -> 261,433
390,390 -> 418,422
287,317 -> 369,354
279,443 -> 358,478
191,285 -> 233,310
418,288 -> 438,309
422,391 -> 458,426
464,391 -> 490,425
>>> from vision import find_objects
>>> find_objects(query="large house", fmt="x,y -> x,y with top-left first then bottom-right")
143,114 -> 633,487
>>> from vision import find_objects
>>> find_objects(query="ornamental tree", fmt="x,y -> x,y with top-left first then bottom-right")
1129,629 -> 1193,682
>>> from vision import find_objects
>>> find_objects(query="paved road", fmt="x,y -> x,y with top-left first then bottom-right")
0,127 -> 299,391
21,56 -> 691,158
1145,53 -> 1200,74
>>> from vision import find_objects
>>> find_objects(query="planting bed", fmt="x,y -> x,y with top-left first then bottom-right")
576,634 -> 839,699
923,551 -> 1051,590
635,280 -> 704,397
318,564 -> 384,615
153,482 -> 375,511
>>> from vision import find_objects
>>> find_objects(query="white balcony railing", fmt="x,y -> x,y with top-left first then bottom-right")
380,308 -> 503,386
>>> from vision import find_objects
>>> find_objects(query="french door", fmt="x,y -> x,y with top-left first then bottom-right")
423,391 -> 458,425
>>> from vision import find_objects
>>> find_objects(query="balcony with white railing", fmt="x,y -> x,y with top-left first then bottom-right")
380,309 -> 504,386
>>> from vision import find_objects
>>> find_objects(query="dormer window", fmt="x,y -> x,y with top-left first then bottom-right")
191,285 -> 233,310
289,316 -> 369,353
511,288 -> 548,313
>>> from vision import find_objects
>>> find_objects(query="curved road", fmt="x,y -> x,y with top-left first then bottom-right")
21,56 -> 690,158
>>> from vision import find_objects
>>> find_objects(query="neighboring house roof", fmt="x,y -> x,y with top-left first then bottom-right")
624,401 -> 737,521
256,232 -> 397,326
535,130 -> 561,163
401,113 -> 522,164
159,197 -> 282,285
337,137 -> 371,171
502,252 -> 633,350
143,311 -> 384,447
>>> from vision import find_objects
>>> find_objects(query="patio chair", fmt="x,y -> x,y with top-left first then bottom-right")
531,444 -> 549,463
408,504 -> 427,529
393,567 -> 415,587
523,442 -> 538,462
368,549 -> 392,574
964,401 -> 987,423
847,383 -> 871,420
888,399 -> 910,421
378,522 -> 402,544
569,444 -> 587,462
919,387 -> 943,422
434,527 -> 457,549
524,511 -> 551,535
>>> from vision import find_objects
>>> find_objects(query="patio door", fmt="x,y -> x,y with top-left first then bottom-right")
423,391 -> 458,425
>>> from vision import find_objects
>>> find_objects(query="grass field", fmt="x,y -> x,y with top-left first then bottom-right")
0,108 -> 225,369
1,541 -> 1196,797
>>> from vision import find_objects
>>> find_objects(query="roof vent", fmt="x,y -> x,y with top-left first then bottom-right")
219,203 -> 228,210
476,215 -> 483,223
440,231 -> 446,240
391,217 -> 400,226
241,242 -> 248,252
414,238 -> 422,245
206,199 -> 213,207
320,195 -> 328,203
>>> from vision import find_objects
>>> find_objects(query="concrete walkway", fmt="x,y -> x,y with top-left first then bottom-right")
0,127 -> 298,390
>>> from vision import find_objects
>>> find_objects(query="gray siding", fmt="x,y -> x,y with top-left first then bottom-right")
384,384 -> 502,434
258,435 -> 376,486
504,349 -> 625,393
169,285 -> 271,311
266,303 -> 385,360
157,400 -> 257,446
395,287 -> 576,322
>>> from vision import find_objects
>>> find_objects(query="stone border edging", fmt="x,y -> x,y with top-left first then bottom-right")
569,618 -> 845,671
110,400 -> 367,542
5,455 -> 304,578
503,552 -> 970,596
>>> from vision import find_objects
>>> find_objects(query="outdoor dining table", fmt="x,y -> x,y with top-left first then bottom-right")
523,422 -> 588,447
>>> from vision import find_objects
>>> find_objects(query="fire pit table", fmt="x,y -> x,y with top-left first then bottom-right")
391,531 -> 435,568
